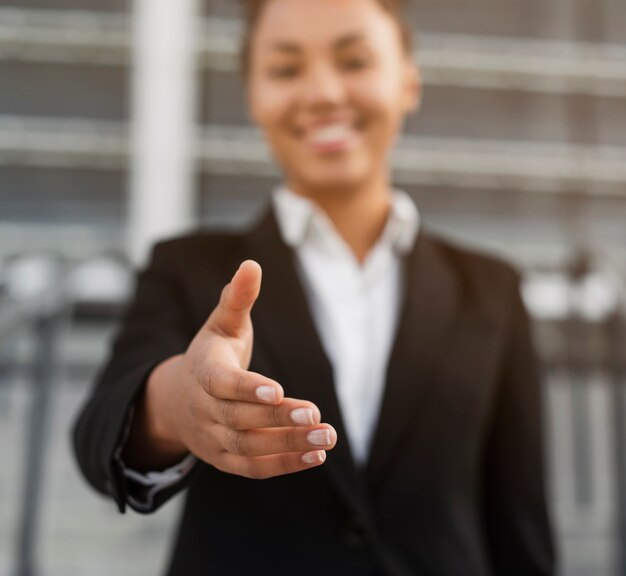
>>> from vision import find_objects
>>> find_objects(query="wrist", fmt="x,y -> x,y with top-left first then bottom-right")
122,355 -> 188,471
144,355 -> 187,452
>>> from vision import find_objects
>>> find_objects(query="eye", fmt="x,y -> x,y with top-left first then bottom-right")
268,65 -> 299,79
339,56 -> 372,71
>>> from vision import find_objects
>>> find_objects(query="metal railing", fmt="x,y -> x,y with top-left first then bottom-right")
525,252 -> 626,575
0,252 -> 131,576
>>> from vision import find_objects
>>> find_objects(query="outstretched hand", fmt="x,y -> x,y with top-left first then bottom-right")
128,260 -> 337,479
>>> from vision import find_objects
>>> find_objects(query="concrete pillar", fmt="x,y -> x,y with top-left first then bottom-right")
128,0 -> 200,265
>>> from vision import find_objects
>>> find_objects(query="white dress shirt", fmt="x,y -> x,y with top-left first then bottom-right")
272,186 -> 419,463
122,185 -> 419,508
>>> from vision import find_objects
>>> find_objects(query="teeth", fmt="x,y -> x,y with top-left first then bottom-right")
309,124 -> 352,145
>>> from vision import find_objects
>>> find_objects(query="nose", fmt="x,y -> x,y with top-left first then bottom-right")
299,62 -> 347,111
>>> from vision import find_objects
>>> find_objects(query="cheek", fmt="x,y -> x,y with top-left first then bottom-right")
352,74 -> 406,130
250,84 -> 294,137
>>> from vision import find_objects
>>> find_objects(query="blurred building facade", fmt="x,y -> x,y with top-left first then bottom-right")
0,0 -> 624,267
0,1 -> 625,575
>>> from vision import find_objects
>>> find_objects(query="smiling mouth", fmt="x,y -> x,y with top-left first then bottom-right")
302,122 -> 361,154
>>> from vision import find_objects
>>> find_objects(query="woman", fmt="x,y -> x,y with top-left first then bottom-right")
74,0 -> 555,574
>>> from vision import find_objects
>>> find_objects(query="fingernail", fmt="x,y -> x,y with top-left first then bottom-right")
307,429 -> 331,446
291,408 -> 314,425
256,386 -> 277,403
302,450 -> 326,465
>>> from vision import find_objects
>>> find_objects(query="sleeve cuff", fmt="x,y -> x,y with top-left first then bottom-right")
123,453 -> 198,512
111,389 -> 197,513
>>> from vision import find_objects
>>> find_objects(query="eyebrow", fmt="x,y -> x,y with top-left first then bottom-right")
269,32 -> 366,54
335,33 -> 366,50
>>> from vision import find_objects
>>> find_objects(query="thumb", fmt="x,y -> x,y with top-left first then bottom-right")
208,260 -> 262,338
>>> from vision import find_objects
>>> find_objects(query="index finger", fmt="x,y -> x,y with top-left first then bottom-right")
197,361 -> 284,405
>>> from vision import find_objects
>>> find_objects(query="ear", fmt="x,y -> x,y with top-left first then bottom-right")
401,60 -> 422,115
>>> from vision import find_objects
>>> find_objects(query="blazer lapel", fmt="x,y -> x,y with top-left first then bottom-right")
243,209 -> 369,515
366,232 -> 459,492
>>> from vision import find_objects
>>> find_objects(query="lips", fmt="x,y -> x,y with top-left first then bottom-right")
309,123 -> 353,145
301,121 -> 360,153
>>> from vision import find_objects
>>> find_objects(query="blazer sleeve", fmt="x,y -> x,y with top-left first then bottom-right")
72,241 -> 196,514
481,273 -> 557,575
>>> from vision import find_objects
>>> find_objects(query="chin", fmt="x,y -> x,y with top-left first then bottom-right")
299,175 -> 366,196
294,164 -> 370,194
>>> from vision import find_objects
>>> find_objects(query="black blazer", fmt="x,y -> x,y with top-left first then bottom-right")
73,208 -> 555,576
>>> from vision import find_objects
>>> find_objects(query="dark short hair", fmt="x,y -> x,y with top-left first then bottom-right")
238,0 -> 414,79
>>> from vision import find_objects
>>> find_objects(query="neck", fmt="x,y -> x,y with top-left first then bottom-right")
289,175 -> 392,264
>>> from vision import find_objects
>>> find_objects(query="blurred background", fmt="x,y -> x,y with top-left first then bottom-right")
0,0 -> 625,575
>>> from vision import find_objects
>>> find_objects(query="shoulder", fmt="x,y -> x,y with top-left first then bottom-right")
139,225 -> 258,320
146,225 -> 250,274
420,229 -> 523,320
427,231 -> 520,285
152,225 -> 248,257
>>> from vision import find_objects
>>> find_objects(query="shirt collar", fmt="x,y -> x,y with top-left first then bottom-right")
271,185 -> 420,257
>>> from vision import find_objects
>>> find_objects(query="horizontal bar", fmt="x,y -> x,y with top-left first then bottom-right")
0,9 -> 625,97
1,117 -> 626,196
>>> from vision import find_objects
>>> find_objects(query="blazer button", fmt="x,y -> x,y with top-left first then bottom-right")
342,515 -> 368,548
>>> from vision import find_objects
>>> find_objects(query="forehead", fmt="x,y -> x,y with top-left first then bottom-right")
252,0 -> 399,51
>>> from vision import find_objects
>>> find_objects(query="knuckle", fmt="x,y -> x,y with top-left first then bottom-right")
226,429 -> 249,455
285,429 -> 300,452
234,372 -> 249,400
197,363 -> 216,396
237,432 -> 252,455
270,404 -> 282,427
276,454 -> 294,476
220,428 -> 235,451
218,400 -> 237,427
